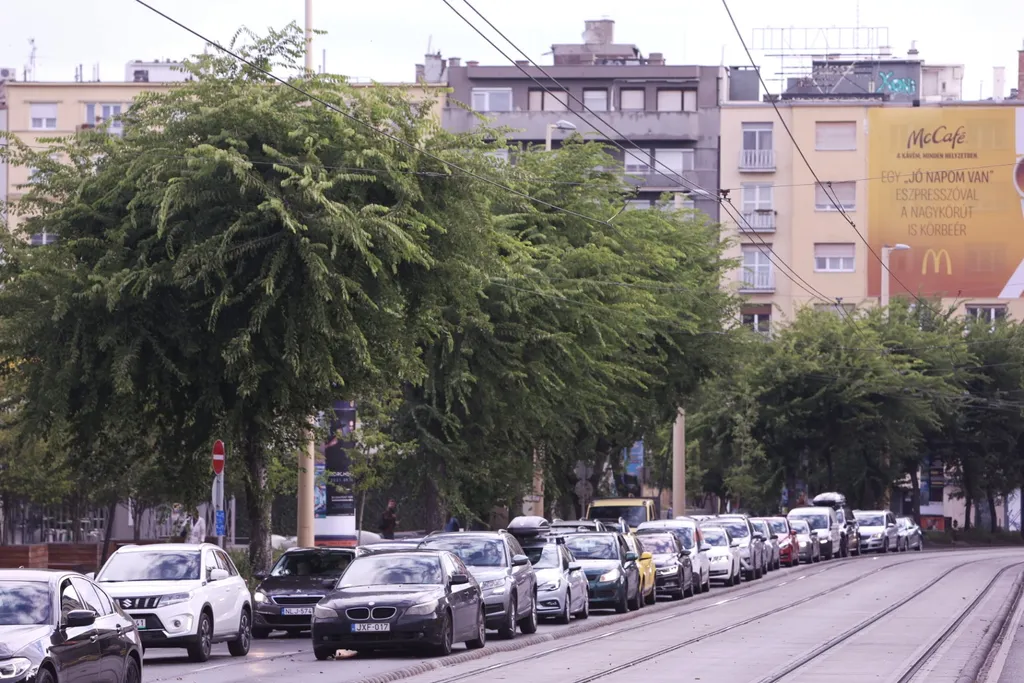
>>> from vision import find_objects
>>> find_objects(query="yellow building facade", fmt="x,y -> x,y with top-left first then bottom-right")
720,100 -> 1024,333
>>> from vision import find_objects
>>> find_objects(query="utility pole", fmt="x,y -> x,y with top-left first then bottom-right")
296,0 -> 316,549
671,409 -> 686,518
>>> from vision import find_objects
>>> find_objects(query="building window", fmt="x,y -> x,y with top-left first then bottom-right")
543,90 -> 570,112
657,89 -> 684,111
966,305 -> 1007,323
815,121 -> 857,151
740,245 -> 774,291
813,302 -> 856,317
620,89 -> 645,111
815,181 -> 856,211
528,90 -> 543,111
30,232 -> 59,246
30,103 -> 58,130
85,103 -> 124,133
471,88 -> 512,112
625,199 -> 651,210
814,243 -> 856,272
652,148 -> 695,176
742,123 -> 773,152
742,307 -> 771,335
741,184 -> 773,213
661,194 -> 696,211
583,89 -> 608,112
624,149 -> 651,174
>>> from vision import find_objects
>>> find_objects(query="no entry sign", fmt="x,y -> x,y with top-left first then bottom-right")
212,440 -> 225,475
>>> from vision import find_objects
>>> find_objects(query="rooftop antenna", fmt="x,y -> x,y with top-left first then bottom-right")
426,34 -> 433,55
25,38 -> 36,81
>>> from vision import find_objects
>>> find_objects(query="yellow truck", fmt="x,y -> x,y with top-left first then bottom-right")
585,498 -> 659,532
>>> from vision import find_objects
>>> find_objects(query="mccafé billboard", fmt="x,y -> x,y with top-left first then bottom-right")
867,107 -> 1024,298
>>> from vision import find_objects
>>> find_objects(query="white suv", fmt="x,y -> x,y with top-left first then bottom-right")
96,543 -> 252,662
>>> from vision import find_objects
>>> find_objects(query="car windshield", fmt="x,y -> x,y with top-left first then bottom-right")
0,581 -> 51,625
339,555 -> 443,586
565,535 -> 619,560
99,550 -> 201,582
420,538 -> 507,567
790,520 -> 811,534
525,545 -> 560,569
855,513 -> 885,527
588,506 -> 647,527
791,514 -> 828,531
753,522 -> 771,537
271,551 -> 352,577
638,536 -> 676,554
715,520 -> 750,538
768,519 -> 789,534
702,529 -> 729,547
898,518 -> 912,529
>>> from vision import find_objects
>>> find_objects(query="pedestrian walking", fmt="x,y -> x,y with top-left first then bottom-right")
444,515 -> 460,532
380,499 -> 398,539
187,507 -> 207,545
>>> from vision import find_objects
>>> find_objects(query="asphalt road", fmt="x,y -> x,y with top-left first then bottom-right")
141,547 -> 1024,683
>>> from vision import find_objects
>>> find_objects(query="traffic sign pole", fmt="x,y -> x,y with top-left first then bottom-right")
212,440 -> 227,548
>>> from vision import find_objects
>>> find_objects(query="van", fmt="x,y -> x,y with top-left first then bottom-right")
787,506 -> 842,560
811,492 -> 859,557
586,498 -> 659,532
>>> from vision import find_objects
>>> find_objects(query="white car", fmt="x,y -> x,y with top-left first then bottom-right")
699,526 -> 742,585
96,543 -> 252,662
637,518 -> 711,593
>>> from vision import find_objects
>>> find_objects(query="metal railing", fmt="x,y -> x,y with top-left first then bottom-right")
739,269 -> 775,291
740,211 -> 776,232
739,149 -> 775,171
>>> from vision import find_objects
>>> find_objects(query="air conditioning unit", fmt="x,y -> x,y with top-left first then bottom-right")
132,69 -> 149,82
0,67 -> 16,81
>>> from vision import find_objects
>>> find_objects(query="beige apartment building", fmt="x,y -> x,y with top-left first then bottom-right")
721,99 -> 1024,334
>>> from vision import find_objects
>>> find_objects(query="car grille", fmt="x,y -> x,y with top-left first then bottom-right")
274,595 -> 324,606
584,570 -> 604,580
371,607 -> 396,620
346,608 -> 370,620
119,597 -> 160,610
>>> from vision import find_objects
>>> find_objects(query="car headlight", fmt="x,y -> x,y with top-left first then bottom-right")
598,569 -> 621,582
871,533 -> 882,540
799,540 -> 809,547
0,658 -> 31,680
481,578 -> 506,593
314,604 -> 339,619
656,564 -> 679,575
159,592 -> 193,607
405,600 -> 439,616
253,591 -> 267,604
538,579 -> 561,591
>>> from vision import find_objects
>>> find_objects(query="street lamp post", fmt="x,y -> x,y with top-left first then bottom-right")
880,243 -> 911,314
545,120 -> 577,151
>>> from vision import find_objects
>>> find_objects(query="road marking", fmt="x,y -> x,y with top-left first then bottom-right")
796,575 -> 807,581
982,577 -> 1024,683
777,582 -> 788,586
713,599 -> 733,606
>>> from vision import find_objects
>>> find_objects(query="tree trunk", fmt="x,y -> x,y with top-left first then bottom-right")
99,500 -> 118,567
423,457 -> 445,532
243,435 -> 273,573
358,491 -> 367,541
988,493 -> 998,533
964,495 -> 972,531
908,469 -> 921,523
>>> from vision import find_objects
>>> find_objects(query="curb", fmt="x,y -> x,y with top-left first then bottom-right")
956,567 -> 1024,683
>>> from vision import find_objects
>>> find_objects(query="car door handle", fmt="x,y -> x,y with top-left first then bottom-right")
89,635 -> 99,643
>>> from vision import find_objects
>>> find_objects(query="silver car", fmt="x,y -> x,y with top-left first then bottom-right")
700,525 -> 742,585
751,519 -> 781,571
896,516 -> 924,551
789,519 -> 821,563
637,519 -> 711,593
524,541 -> 590,623
854,510 -> 900,553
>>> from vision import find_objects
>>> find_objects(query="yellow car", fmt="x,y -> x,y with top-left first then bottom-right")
623,532 -> 656,605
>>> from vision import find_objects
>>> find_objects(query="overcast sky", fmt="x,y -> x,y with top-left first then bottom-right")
2,0 -> 1021,98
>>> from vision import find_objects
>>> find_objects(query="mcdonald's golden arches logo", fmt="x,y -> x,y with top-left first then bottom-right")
921,248 -> 952,275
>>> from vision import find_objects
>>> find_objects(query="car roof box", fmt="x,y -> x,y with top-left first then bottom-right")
812,492 -> 847,509
506,516 -> 551,541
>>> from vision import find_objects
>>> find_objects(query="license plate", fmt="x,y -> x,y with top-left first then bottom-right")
134,619 -> 146,630
282,607 -> 313,616
351,622 -> 390,633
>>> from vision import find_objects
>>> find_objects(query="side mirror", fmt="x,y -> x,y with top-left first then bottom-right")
700,543 -> 711,552
625,551 -> 638,562
321,578 -> 337,590
83,572 -> 95,580
730,540 -> 740,548
65,609 -> 97,628
209,568 -> 229,582
680,548 -> 691,557
253,572 -> 267,582
639,552 -> 653,561
568,562 -> 581,572
512,554 -> 530,567
450,573 -> 470,586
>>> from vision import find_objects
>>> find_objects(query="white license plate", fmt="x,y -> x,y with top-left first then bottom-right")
134,619 -> 146,630
282,607 -> 313,616
351,622 -> 390,633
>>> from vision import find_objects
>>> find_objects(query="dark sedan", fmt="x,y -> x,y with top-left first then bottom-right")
563,533 -> 642,613
636,533 -> 693,600
1,569 -> 143,683
252,548 -> 356,638
310,551 -> 486,659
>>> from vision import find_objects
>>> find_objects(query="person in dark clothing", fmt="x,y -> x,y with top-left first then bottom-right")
380,499 -> 398,539
444,516 -> 460,532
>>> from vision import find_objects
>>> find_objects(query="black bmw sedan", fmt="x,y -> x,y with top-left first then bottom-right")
252,547 -> 356,638
310,550 -> 486,659
1,569 -> 144,683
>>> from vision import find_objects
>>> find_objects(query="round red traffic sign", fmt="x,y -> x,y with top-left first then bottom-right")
212,440 -> 225,475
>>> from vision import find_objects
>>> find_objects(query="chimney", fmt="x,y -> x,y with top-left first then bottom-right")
582,19 -> 614,46
994,66 -> 1006,101
466,60 -> 479,67
448,57 -> 461,67
1019,43 -> 1024,99
648,52 -> 665,66
423,52 -> 447,83
415,64 -> 425,81
907,40 -> 919,58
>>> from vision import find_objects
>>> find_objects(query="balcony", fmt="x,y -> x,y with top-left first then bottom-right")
738,270 -> 775,292
739,149 -> 775,172
442,108 -> 700,142
623,167 -> 703,191
738,210 -> 776,232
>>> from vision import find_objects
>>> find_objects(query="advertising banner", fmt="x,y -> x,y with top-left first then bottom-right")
313,400 -> 358,547
868,107 -> 1024,298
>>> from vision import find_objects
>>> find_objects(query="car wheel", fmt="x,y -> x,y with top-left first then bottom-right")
575,591 -> 590,619
228,608 -> 251,657
187,612 -> 213,663
916,538 -> 923,551
615,586 -> 629,613
499,596 -> 518,639
557,591 -> 572,625
646,582 -> 657,604
812,550 -> 820,563
466,606 -> 486,649
629,583 -> 643,611
518,595 -> 539,634
433,610 -> 454,657
122,655 -> 141,683
252,627 -> 271,640
692,572 -> 702,594
314,647 -> 334,661
34,668 -> 55,683
702,571 -> 711,593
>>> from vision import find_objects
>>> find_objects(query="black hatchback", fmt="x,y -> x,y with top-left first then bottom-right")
0,569 -> 144,683
252,548 -> 356,638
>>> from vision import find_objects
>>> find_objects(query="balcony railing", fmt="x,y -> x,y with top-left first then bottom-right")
739,149 -> 775,171
739,270 -> 775,292
739,211 -> 776,232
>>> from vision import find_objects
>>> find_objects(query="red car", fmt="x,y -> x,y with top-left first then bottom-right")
767,517 -> 800,567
